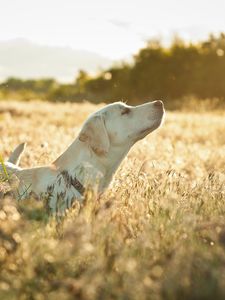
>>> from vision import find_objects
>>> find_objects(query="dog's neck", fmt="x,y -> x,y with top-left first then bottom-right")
96,143 -> 132,190
53,138 -> 132,192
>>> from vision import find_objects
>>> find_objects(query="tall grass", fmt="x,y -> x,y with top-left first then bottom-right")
0,100 -> 225,299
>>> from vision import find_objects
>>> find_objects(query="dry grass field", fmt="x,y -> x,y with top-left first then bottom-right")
0,100 -> 225,300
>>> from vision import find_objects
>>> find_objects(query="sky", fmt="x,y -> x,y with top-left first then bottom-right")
1,0 -> 225,60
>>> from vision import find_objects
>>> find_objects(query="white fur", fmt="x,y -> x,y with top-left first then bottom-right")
0,101 -> 165,213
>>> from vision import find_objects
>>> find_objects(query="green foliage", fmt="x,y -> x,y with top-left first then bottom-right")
0,78 -> 57,101
1,34 -> 225,106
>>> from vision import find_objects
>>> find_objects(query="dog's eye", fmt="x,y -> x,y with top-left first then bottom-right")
121,107 -> 131,115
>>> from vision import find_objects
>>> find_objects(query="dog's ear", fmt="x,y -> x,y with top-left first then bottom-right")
79,115 -> 110,155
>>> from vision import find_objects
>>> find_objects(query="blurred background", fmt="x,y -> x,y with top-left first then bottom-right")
1,0 -> 225,108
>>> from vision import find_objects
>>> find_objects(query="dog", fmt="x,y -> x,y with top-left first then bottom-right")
0,101 -> 164,213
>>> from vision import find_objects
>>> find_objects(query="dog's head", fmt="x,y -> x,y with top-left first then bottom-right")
78,101 -> 165,155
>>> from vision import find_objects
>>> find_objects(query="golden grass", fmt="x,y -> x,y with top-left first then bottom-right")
0,100 -> 225,300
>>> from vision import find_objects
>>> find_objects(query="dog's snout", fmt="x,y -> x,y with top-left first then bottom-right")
153,100 -> 163,108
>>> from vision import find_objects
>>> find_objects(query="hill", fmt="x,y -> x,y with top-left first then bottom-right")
0,39 -> 112,82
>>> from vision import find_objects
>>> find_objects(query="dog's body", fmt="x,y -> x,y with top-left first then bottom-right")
1,101 -> 164,213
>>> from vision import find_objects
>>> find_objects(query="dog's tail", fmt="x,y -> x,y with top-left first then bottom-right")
8,142 -> 26,165
0,142 -> 26,182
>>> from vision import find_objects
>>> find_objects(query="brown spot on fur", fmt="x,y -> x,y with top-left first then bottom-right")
60,170 -> 85,195
121,107 -> 131,115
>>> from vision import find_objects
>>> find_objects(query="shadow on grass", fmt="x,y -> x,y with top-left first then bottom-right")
17,199 -> 49,223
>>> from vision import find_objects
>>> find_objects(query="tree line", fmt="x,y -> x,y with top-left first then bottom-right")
1,34 -> 225,106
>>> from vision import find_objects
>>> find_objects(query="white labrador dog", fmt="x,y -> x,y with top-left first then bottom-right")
0,101 -> 164,213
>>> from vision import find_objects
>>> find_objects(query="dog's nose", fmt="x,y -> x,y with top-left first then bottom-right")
153,100 -> 163,108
